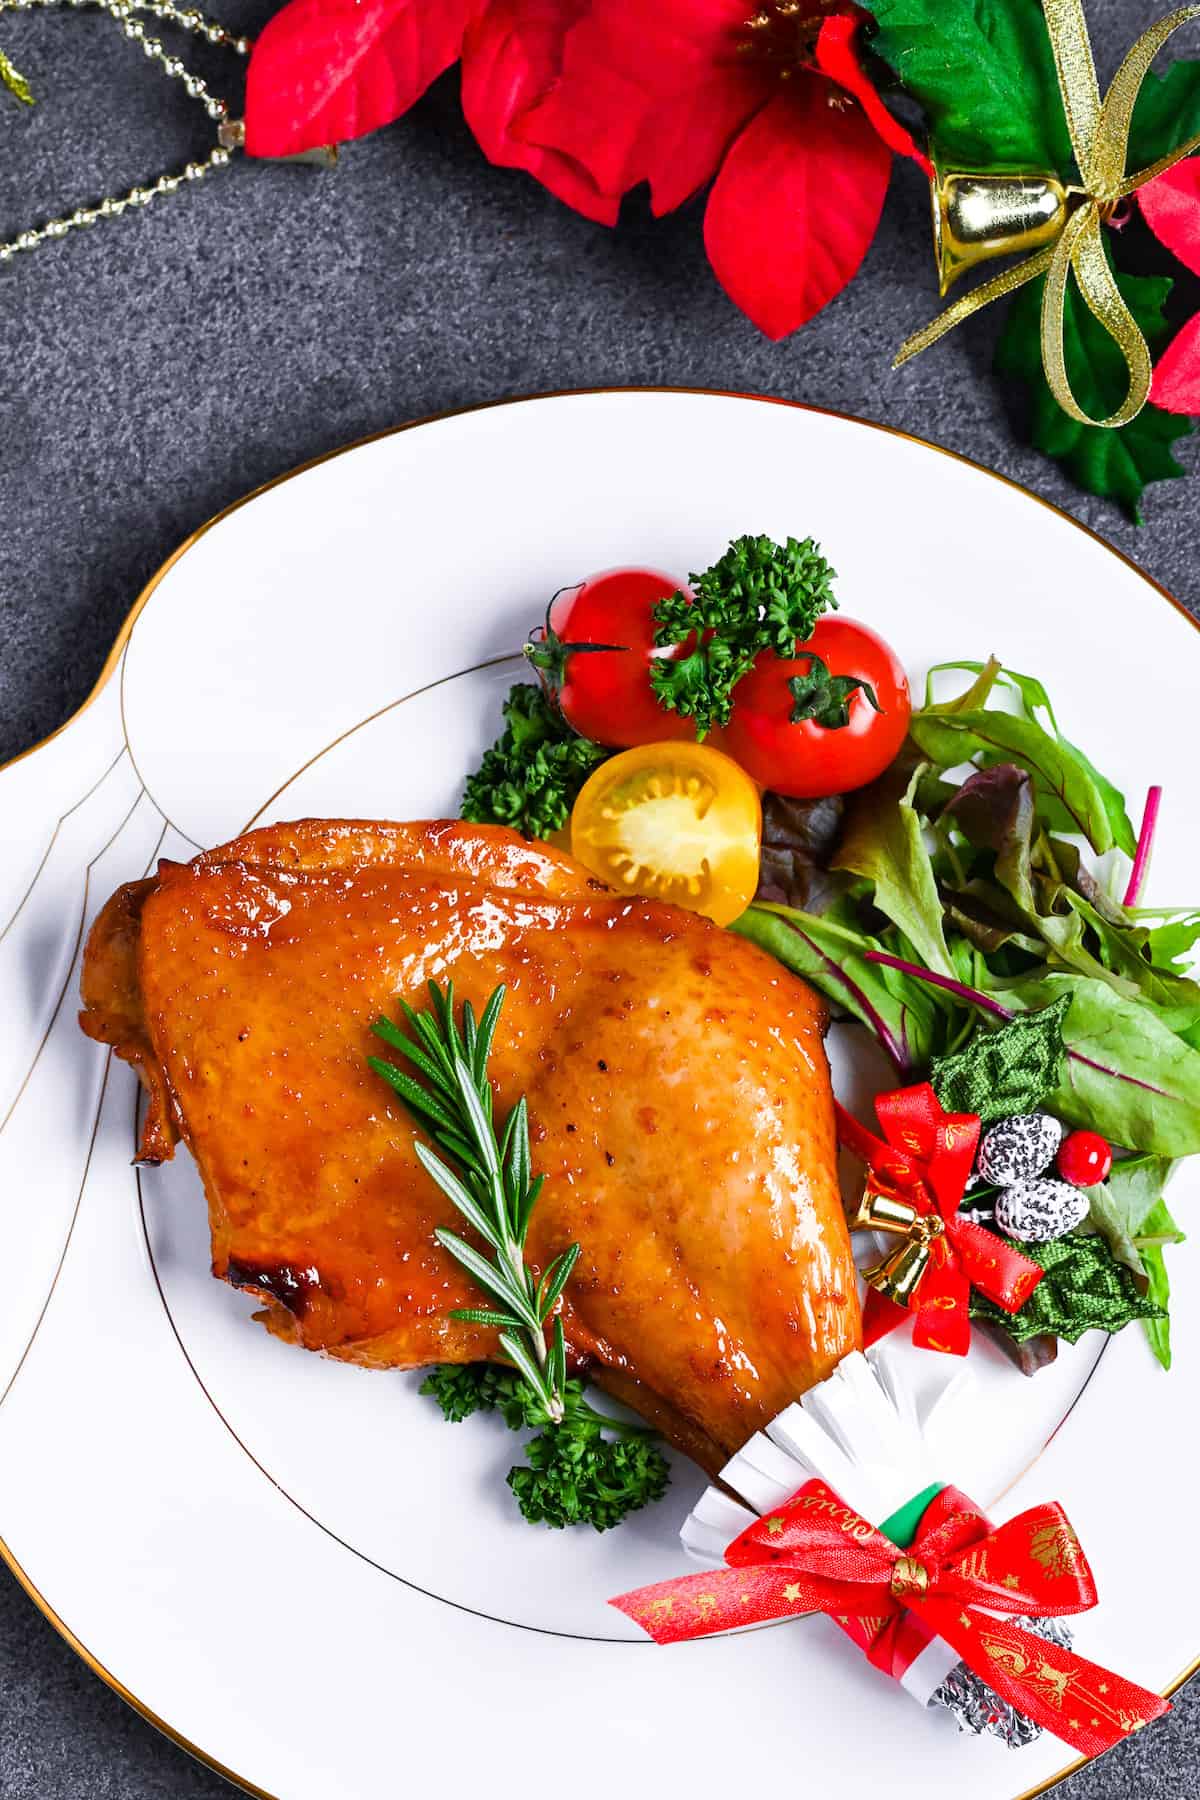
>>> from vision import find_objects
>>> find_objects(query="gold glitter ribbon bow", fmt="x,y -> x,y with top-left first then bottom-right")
895,0 -> 1200,427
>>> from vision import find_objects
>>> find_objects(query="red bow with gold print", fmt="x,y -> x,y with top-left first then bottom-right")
611,1479 -> 1168,1758
836,1082 -> 1043,1354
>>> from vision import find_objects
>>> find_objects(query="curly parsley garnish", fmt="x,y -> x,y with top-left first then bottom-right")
461,683 -> 610,839
651,533 -> 838,736
422,1365 -> 670,1532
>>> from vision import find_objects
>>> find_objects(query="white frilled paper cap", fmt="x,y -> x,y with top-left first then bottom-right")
679,1345 -> 975,1704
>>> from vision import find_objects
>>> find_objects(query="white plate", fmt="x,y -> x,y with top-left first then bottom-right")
1,390 -> 1196,1800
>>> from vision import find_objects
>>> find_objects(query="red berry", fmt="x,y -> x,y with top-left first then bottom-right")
1056,1129 -> 1113,1187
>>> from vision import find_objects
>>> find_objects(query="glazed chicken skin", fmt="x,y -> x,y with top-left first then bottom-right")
80,819 -> 860,1473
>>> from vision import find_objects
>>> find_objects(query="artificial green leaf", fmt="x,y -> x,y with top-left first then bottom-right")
970,1231 -> 1164,1345
732,902 -> 941,1076
994,261 -> 1193,522
0,48 -> 33,105
998,972 -> 1200,1155
833,764 -> 956,978
862,0 -> 1073,171
930,997 -> 1069,1124
1083,1154 -> 1180,1275
1128,62 -> 1200,172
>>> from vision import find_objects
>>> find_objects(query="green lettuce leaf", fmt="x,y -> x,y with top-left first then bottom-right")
1140,1200 -> 1183,1370
731,902 -> 941,1076
833,764 -> 956,979
998,972 -> 1200,1155
909,705 -> 1128,854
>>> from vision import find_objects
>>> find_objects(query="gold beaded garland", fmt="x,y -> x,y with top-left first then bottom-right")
0,0 -> 250,264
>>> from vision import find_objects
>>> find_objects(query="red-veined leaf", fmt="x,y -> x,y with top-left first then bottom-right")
245,0 -> 478,159
703,76 -> 891,339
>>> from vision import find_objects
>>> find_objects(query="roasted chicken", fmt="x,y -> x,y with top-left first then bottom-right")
80,819 -> 860,1472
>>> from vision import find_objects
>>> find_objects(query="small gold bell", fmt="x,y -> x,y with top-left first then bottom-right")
846,1184 -> 920,1238
932,159 -> 1069,295
863,1215 -> 945,1307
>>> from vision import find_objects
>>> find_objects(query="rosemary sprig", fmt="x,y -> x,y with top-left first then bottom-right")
368,980 -> 578,1425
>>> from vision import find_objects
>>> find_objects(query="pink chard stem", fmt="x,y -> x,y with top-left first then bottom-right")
1123,786 -> 1162,909
862,950 -> 1015,1021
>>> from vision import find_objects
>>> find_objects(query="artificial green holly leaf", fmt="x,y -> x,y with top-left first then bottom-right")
994,258 -> 1194,521
862,0 -> 1073,173
0,48 -> 34,105
970,1230 -> 1164,1345
930,997 -> 1069,1124
1128,62 -> 1200,171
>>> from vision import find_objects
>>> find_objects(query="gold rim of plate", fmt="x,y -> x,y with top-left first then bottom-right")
1,386 -> 1196,1800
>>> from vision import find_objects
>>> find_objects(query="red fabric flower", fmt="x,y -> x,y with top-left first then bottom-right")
245,0 -> 603,224
515,1 -> 926,338
1140,160 -> 1200,416
244,0 -> 924,338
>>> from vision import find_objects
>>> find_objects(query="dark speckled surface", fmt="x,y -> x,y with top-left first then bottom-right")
0,0 -> 1197,1792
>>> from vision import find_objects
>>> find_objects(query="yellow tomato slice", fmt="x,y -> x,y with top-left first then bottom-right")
570,742 -> 762,927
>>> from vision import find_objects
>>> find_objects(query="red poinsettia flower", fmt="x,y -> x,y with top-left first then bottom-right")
245,0 -> 924,339
245,0 -> 614,220
1140,160 -> 1200,415
494,0 -> 928,338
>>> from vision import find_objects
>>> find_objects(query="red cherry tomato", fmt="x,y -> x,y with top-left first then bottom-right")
722,617 -> 911,798
1056,1130 -> 1113,1187
525,567 -> 696,749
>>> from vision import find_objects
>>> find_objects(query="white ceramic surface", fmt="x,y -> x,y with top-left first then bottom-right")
2,390 -> 1196,1800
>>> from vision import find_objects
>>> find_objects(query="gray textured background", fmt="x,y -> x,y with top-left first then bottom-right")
1,1 -> 1197,1794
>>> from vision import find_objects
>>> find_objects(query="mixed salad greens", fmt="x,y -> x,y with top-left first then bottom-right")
414,533 -> 1200,1528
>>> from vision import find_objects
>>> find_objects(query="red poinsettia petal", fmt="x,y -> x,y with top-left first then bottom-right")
245,0 -> 478,159
1139,161 -> 1200,279
703,79 -> 892,340
460,0 -> 619,225
516,0 -> 765,215
815,14 -> 932,175
1151,312 -> 1200,413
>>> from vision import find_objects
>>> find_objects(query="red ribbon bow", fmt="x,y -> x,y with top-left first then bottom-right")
612,1478 -> 1168,1758
836,1082 -> 1044,1355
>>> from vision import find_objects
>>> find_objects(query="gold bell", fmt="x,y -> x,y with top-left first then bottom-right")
846,1184 -> 920,1238
932,160 -> 1069,296
863,1215 -> 945,1307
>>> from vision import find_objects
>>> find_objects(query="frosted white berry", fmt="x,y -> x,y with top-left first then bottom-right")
977,1112 -> 1065,1187
994,1178 -> 1089,1244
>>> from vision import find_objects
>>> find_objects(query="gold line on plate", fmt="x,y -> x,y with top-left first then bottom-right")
0,747 -> 127,948
0,787 -> 150,1143
1,389 -> 1197,1800
0,818 -> 169,1420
